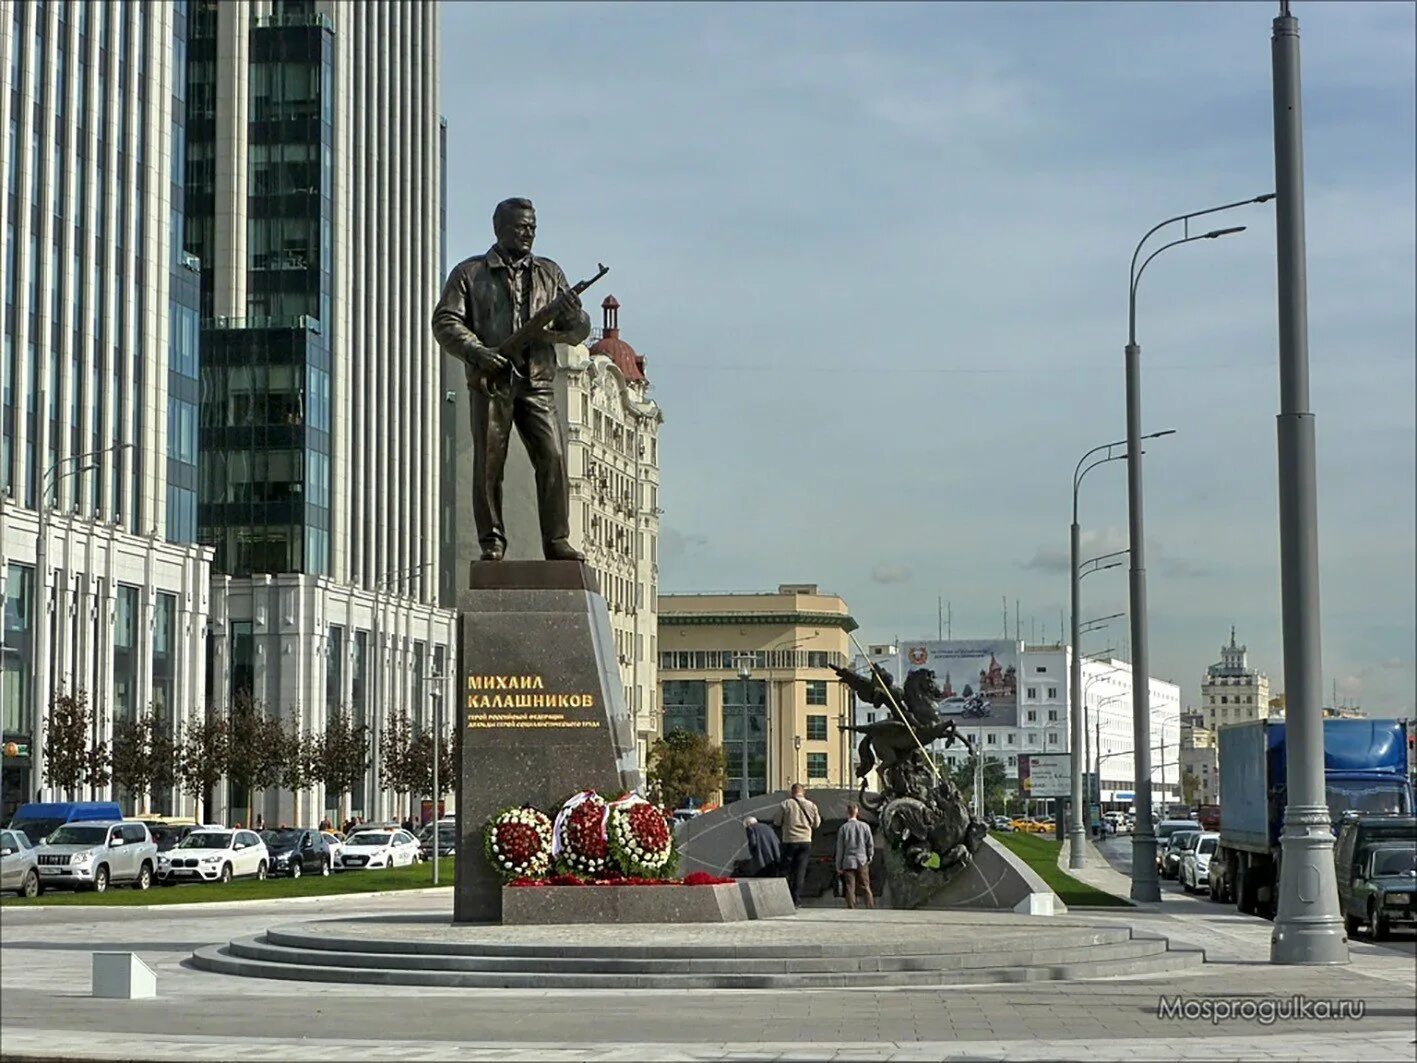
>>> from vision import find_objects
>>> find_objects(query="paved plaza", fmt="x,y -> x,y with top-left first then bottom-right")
1,882 -> 1413,1061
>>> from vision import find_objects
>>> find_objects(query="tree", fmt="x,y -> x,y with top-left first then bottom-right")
110,706 -> 176,814
379,707 -> 414,821
647,730 -> 726,811
177,713 -> 229,823
948,753 -> 1008,816
404,723 -> 456,821
226,694 -> 285,828
44,690 -> 109,799
312,706 -> 371,825
277,714 -> 319,816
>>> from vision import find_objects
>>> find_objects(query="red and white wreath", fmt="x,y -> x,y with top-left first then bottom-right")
553,790 -> 612,876
483,806 -> 554,881
607,793 -> 676,878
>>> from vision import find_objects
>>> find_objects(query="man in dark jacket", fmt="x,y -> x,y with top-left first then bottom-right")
431,197 -> 591,563
743,816 -> 781,878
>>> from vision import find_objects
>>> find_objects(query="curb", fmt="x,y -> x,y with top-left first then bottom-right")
0,884 -> 453,916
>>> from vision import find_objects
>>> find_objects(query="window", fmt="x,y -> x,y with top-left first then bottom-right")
805,753 -> 828,780
1006,733 -> 1015,745
1026,710 -> 1037,723
1047,687 -> 1057,699
1048,710 -> 1058,722
986,733 -> 997,745
1035,666 -> 1046,673
805,679 -> 828,706
806,715 -> 827,742
1026,687 -> 1037,700
661,680 -> 707,735
1221,696 -> 1228,704
1047,731 -> 1059,746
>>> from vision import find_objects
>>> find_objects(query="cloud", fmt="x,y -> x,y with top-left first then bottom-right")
871,563 -> 912,585
1019,527 -> 1128,573
658,528 -> 708,565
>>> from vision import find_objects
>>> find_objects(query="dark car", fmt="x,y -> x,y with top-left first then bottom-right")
145,824 -> 199,854
417,822 -> 458,861
1160,829 -> 1200,880
258,828 -> 331,878
1335,813 -> 1417,940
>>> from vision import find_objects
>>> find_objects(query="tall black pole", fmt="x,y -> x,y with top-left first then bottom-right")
1269,1 -> 1347,964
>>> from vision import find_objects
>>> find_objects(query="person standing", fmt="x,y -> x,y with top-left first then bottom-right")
775,784 -> 821,906
743,816 -> 782,878
835,803 -> 875,909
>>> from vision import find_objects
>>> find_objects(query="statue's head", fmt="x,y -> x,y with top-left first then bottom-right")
904,668 -> 939,697
493,197 -> 536,257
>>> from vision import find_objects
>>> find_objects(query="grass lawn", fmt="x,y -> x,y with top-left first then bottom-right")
1,857 -> 454,907
994,832 -> 1133,908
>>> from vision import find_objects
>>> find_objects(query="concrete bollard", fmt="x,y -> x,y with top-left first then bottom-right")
1013,892 -> 1057,917
92,952 -> 157,999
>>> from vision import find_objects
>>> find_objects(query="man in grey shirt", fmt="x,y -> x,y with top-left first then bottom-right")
835,802 -> 875,909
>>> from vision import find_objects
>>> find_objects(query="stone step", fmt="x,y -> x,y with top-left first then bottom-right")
230,933 -> 1172,975
192,942 -> 1202,989
262,923 -> 1135,959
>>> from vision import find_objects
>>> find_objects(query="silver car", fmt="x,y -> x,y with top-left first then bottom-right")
0,828 -> 41,897
34,820 -> 159,892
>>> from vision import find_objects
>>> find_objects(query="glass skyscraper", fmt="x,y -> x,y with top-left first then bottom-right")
0,0 -> 451,824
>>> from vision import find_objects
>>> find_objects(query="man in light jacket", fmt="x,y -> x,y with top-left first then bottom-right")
774,784 -> 821,906
835,802 -> 875,909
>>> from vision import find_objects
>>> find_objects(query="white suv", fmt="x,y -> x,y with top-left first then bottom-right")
158,828 -> 269,884
34,821 -> 159,892
339,828 -> 420,870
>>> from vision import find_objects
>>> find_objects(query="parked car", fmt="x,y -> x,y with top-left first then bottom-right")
260,828 -> 331,878
34,820 -> 158,892
340,828 -> 421,870
991,816 -> 1015,832
0,828 -> 41,897
7,801 -> 122,846
145,823 -> 201,854
1159,829 -> 1200,880
157,828 -> 268,884
1179,831 -> 1219,893
417,822 -> 458,861
1335,813 -> 1417,940
320,831 -> 345,869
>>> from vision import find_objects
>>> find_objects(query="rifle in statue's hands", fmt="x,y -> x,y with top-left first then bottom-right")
480,263 -> 610,396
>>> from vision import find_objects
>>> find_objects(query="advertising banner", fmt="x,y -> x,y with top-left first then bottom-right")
1022,753 -> 1071,798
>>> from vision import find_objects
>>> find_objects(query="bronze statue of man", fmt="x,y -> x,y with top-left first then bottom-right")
432,198 -> 589,562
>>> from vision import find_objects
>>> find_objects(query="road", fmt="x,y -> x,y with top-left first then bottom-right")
1094,833 -> 1416,958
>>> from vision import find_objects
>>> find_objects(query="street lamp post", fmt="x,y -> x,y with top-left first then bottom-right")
734,654 -> 753,803
1069,435 -> 1172,869
1268,1 -> 1346,965
1123,193 -> 1270,901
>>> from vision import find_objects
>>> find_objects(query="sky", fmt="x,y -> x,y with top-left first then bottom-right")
439,1 -> 1416,715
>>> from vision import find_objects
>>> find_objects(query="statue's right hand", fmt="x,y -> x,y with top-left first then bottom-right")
471,345 -> 509,375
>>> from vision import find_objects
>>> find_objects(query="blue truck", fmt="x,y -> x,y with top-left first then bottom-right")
1211,718 -> 1414,916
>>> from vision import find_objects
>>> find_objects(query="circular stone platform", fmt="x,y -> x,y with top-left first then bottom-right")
191,909 -> 1203,989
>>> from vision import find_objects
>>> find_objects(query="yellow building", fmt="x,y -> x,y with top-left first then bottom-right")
656,584 -> 858,802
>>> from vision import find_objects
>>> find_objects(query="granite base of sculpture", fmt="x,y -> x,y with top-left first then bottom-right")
454,561 -> 640,923
835,665 -> 989,909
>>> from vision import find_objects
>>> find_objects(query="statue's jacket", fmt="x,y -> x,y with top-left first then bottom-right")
432,244 -> 591,390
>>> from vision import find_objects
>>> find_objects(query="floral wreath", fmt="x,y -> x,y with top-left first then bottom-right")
553,790 -> 612,876
606,792 -> 677,878
483,806 -> 553,881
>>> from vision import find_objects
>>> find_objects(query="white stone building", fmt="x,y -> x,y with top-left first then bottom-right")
561,296 -> 662,766
1200,627 -> 1271,733
0,0 -> 212,819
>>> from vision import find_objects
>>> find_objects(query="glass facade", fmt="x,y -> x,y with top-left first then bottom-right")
722,678 -> 767,801
661,680 -> 706,736
113,585 -> 139,726
190,6 -> 333,577
806,714 -> 828,742
167,2 -> 200,545
326,624 -> 343,710
2,565 -> 34,737
350,629 -> 368,728
150,592 -> 176,814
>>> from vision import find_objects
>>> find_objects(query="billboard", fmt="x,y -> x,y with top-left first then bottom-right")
894,640 -> 1021,727
1022,754 -> 1071,798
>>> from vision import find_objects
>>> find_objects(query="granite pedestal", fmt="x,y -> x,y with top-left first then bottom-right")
455,561 -> 640,923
